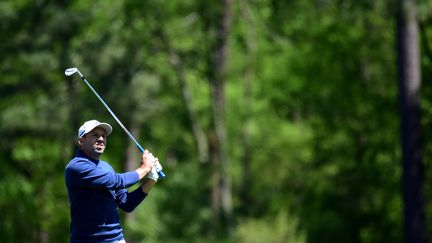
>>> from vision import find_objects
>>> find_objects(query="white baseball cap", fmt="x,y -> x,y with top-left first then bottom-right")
78,120 -> 112,138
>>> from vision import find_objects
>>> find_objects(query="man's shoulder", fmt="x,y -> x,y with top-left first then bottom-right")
65,157 -> 94,172
65,157 -> 115,174
98,160 -> 115,171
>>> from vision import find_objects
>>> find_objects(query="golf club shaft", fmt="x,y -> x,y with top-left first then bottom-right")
72,69 -> 166,178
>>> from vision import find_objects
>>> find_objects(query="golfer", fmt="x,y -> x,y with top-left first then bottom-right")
65,120 -> 160,243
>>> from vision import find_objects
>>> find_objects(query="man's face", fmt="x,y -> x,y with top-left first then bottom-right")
78,127 -> 107,159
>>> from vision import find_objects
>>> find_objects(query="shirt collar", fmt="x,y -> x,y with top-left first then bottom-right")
76,149 -> 99,164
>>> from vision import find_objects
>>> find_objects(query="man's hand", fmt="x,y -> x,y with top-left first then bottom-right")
145,160 -> 162,182
135,150 -> 157,180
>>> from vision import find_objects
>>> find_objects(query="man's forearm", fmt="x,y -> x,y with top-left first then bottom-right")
117,188 -> 147,212
141,178 -> 156,193
135,167 -> 151,180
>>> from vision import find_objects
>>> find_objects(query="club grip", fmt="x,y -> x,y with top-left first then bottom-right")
157,170 -> 166,178
136,143 -> 166,179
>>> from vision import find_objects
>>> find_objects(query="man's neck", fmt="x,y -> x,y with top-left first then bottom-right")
79,148 -> 101,161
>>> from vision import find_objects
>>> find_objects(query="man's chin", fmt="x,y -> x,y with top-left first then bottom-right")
94,148 -> 105,154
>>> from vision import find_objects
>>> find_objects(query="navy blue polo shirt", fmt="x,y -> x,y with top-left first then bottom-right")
65,149 -> 147,242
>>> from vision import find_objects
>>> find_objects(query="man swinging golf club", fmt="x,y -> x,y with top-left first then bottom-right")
65,120 -> 160,243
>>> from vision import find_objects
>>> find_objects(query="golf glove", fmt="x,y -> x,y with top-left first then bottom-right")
145,160 -> 163,182
154,160 -> 163,173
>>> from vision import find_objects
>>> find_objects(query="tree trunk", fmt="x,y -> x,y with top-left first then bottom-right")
209,0 -> 234,234
396,0 -> 426,242
57,0 -> 78,158
151,7 -> 209,164
123,126 -> 141,224
157,30 -> 209,164
119,70 -> 141,228
238,0 -> 256,215
169,51 -> 209,164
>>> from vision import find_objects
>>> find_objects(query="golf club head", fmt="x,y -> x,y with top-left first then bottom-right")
65,68 -> 78,76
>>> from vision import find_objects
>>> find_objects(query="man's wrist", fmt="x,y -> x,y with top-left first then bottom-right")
135,167 -> 150,180
141,178 -> 157,193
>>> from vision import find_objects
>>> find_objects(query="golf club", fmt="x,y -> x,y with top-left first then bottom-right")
65,67 -> 166,179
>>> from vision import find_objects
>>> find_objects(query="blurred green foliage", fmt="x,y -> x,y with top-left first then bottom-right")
1,0 -> 432,242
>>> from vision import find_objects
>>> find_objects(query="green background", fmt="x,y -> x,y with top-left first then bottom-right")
0,0 -> 431,242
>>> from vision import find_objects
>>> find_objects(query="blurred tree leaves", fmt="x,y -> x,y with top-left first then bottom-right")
0,0 -> 429,242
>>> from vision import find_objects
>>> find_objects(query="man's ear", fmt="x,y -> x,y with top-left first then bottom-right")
77,137 -> 84,146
